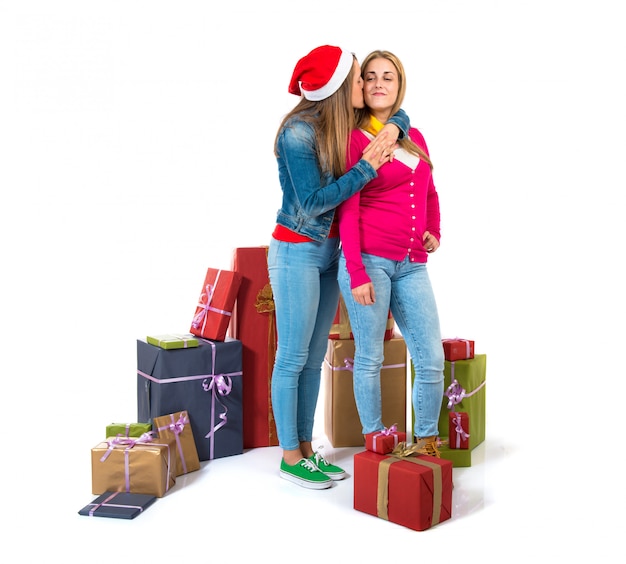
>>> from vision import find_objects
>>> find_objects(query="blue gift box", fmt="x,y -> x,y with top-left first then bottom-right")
78,491 -> 157,519
137,337 -> 243,461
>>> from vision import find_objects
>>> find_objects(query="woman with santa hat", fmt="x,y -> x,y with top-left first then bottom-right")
268,45 -> 409,489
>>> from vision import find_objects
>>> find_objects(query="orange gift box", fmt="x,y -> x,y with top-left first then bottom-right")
153,410 -> 201,476
91,435 -> 176,498
228,247 -> 278,448
190,267 -> 242,342
354,446 -> 453,531
329,294 -> 394,340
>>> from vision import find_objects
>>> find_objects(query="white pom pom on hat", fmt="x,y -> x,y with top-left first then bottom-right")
288,45 -> 354,101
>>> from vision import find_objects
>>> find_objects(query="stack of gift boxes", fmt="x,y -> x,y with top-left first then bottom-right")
82,246 -> 486,531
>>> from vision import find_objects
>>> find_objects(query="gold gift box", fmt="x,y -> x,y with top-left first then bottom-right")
153,411 -> 200,476
91,435 -> 176,497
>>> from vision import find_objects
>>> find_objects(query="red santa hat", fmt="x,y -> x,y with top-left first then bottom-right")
288,45 -> 354,101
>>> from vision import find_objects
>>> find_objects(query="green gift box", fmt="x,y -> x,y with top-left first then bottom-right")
437,441 -> 472,467
106,422 -> 152,438
411,354 -> 486,450
147,334 -> 199,350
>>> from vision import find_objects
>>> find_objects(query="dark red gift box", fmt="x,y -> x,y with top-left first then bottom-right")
364,427 -> 406,455
448,411 -> 470,449
442,338 -> 474,361
190,267 -> 242,342
228,247 -> 279,448
354,446 -> 453,531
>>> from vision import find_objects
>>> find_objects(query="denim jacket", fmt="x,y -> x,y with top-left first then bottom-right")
274,109 -> 410,242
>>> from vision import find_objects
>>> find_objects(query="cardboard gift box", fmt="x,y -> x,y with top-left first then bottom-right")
439,355 -> 486,450
354,444 -> 453,531
153,410 -> 200,476
190,267 -> 242,342
78,491 -> 157,519
91,435 -> 176,498
323,337 -> 407,447
448,411 -> 470,449
227,246 -> 278,448
147,333 -> 199,350
105,422 -> 152,438
137,337 -> 243,461
442,338 -> 474,361
329,294 -> 394,340
365,426 -> 406,455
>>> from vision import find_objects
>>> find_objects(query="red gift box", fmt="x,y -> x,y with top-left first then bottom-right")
442,338 -> 474,361
228,247 -> 278,448
448,411 -> 470,449
365,426 -> 406,455
190,268 -> 242,341
330,294 -> 394,340
354,446 -> 453,531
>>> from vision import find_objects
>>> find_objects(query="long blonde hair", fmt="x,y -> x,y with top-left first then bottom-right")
356,50 -> 433,169
275,56 -> 357,178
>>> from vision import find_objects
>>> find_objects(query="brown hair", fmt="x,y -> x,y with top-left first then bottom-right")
275,56 -> 357,178
356,50 -> 433,169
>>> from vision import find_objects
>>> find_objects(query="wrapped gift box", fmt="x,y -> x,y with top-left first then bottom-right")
91,435 -> 176,497
442,338 -> 474,361
190,267 -> 242,342
439,355 -> 486,450
354,446 -> 453,531
153,410 -> 200,476
137,337 -> 243,461
147,333 -> 199,350
437,440 -> 472,467
106,422 -> 152,438
329,294 -> 394,340
227,246 -> 278,448
448,411 -> 470,449
365,426 -> 406,454
78,491 -> 157,519
323,337 -> 407,447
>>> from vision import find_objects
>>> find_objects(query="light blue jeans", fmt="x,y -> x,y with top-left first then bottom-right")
268,237 -> 341,451
338,252 -> 444,438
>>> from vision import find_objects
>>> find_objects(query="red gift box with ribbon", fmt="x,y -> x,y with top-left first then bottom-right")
190,267 -> 242,342
365,426 -> 406,455
448,411 -> 470,449
154,410 -> 200,476
354,444 -> 453,531
442,338 -> 474,361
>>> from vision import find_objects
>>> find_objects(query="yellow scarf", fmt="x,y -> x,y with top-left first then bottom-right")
362,115 -> 385,137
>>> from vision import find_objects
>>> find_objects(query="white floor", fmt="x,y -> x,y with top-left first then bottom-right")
7,374 -> 620,563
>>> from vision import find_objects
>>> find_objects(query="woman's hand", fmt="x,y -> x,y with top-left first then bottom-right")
361,131 -> 394,171
351,282 -> 376,306
423,231 -> 439,253
363,123 -> 400,162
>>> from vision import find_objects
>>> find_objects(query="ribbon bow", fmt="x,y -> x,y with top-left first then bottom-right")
452,414 -> 470,448
100,432 -> 154,462
380,424 -> 398,436
191,282 -> 216,330
168,413 -> 188,435
445,378 -> 466,410
343,357 -> 354,371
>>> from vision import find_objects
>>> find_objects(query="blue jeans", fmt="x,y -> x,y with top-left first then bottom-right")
268,237 -> 341,451
338,252 -> 444,438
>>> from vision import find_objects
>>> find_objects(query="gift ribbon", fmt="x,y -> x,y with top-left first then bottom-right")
445,362 -> 486,410
452,413 -> 470,448
376,442 -> 442,526
324,357 -> 406,372
191,270 -> 233,335
157,412 -> 190,474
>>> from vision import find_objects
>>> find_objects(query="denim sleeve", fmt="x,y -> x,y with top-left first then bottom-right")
277,123 -> 377,218
387,108 -> 410,140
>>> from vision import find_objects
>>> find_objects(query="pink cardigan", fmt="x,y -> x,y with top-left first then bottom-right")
338,127 -> 441,289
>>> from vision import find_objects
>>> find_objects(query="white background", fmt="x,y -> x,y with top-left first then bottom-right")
1,0 -> 624,559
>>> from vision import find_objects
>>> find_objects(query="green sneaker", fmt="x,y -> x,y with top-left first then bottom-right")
309,451 -> 346,481
280,458 -> 333,489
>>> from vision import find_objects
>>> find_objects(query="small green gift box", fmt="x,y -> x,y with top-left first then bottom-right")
147,333 -> 199,350
106,422 -> 152,438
